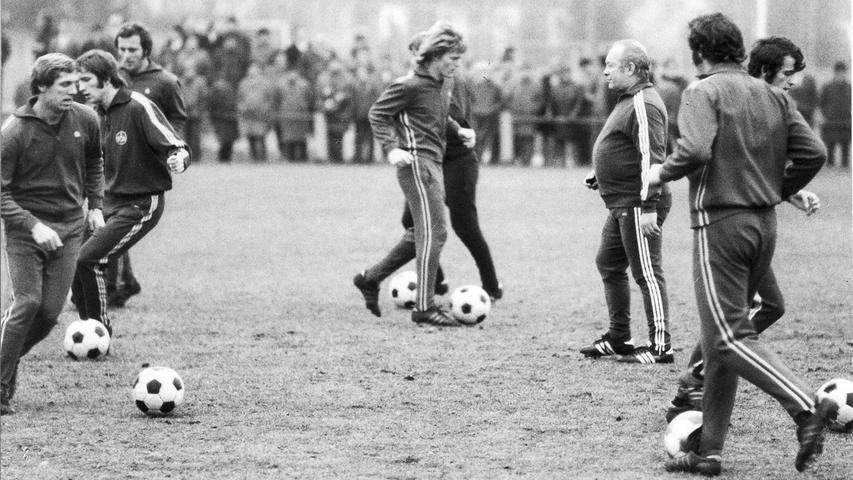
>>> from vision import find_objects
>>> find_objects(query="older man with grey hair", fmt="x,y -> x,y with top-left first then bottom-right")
576,39 -> 674,364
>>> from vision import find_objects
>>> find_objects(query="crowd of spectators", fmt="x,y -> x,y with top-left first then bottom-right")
5,12 -> 851,167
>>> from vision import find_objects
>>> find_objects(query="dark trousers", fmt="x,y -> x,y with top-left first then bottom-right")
72,194 -> 164,326
1,220 -> 84,396
366,151 -> 499,293
327,128 -> 345,163
822,125 -> 850,167
596,206 -> 670,349
693,210 -> 813,457
473,113 -> 500,163
353,120 -> 374,164
247,135 -> 267,162
185,116 -> 203,162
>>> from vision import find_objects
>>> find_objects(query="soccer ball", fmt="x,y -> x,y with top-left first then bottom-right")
63,319 -> 110,360
816,378 -> 853,432
132,366 -> 185,416
449,285 -> 491,325
389,270 -> 418,309
664,410 -> 703,458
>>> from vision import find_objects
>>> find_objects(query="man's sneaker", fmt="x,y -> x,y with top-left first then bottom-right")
666,371 -> 704,423
795,397 -> 839,472
485,282 -> 503,302
435,281 -> 449,296
664,451 -> 721,476
109,280 -> 141,308
0,390 -> 14,416
617,345 -> 674,364
579,333 -> 634,358
411,307 -> 461,327
353,271 -> 381,317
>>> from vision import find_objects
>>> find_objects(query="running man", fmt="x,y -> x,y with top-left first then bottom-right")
71,49 -> 188,335
1,53 -> 104,414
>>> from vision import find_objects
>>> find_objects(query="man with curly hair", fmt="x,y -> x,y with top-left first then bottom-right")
648,13 -> 831,475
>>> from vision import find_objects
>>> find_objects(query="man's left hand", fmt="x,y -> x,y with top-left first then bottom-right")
167,148 -> 189,173
458,128 -> 476,149
640,211 -> 660,238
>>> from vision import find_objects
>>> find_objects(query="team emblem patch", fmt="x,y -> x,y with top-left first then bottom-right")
115,131 -> 127,145
73,131 -> 81,138
144,88 -> 151,95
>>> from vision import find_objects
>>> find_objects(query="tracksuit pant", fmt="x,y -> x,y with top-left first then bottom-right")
366,151 -> 499,293
596,206 -> 671,351
72,193 -> 164,327
396,158 -> 447,312
1,219 -> 84,396
694,210 -> 814,457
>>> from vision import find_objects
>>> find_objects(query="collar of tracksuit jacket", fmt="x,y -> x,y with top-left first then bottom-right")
617,81 -> 654,101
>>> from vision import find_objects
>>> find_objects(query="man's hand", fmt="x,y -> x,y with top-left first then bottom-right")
387,148 -> 414,167
167,148 -> 189,173
584,170 -> 598,190
31,222 -> 63,251
87,208 -> 105,232
639,211 -> 661,238
787,190 -> 820,216
458,128 -> 476,149
647,164 -> 663,189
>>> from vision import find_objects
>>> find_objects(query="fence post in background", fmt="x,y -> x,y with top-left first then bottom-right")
499,110 -> 514,165
312,111 -> 328,162
531,133 -> 545,167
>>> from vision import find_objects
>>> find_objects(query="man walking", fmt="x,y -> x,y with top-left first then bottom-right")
1,53 -> 104,414
367,23 -> 473,326
71,49 -> 188,335
648,14 -> 831,475
578,39 -> 673,364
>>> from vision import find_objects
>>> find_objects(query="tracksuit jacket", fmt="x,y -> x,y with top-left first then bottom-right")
659,64 -> 825,227
593,82 -> 671,212
1,99 -> 103,231
120,61 -> 187,137
369,66 -> 461,164
100,87 -> 186,196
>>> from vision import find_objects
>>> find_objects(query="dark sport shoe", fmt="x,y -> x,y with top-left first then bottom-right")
666,370 -> 704,423
485,282 -> 503,302
579,333 -> 634,358
664,451 -> 721,476
411,307 -> 461,327
353,271 -> 381,317
0,390 -> 14,416
618,345 -> 674,364
109,280 -> 141,308
795,397 -> 839,472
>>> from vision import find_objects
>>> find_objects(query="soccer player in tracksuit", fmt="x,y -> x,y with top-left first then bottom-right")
647,14 -> 831,475
71,49 -> 189,335
367,23 -> 474,326
108,21 -> 188,307
1,53 -> 104,415
353,34 -> 501,319
578,40 -> 673,364
665,36 -> 823,423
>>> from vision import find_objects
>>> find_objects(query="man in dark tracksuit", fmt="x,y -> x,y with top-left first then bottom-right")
665,36 -> 823,423
650,14 -> 831,476
354,71 -> 501,317
578,40 -> 673,364
366,23 -> 473,326
1,53 -> 104,414
110,21 -> 188,307
71,49 -> 189,334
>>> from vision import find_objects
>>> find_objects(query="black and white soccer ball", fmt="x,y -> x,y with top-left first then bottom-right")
449,285 -> 491,325
63,319 -> 110,360
816,378 -> 853,432
132,366 -> 185,416
389,270 -> 418,309
664,410 -> 703,458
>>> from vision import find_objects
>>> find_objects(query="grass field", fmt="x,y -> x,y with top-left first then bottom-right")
1,161 -> 851,479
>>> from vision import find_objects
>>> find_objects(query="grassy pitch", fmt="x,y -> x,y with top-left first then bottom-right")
1,162 -> 850,479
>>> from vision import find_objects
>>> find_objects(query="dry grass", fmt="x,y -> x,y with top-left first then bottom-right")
1,161 -> 851,479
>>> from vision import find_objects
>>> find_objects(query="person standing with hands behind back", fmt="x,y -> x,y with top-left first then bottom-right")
1,53 -> 104,415
71,49 -> 188,337
368,22 -> 474,326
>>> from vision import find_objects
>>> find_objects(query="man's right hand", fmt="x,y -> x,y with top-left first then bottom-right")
388,148 -> 414,167
31,222 -> 63,251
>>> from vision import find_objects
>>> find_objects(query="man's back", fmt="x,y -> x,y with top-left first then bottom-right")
663,64 -> 824,226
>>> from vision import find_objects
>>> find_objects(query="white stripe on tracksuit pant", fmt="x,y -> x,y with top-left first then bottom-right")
396,157 -> 447,312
